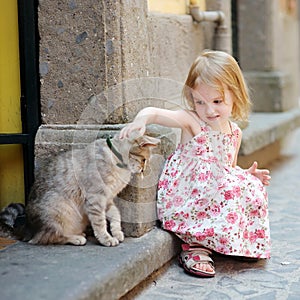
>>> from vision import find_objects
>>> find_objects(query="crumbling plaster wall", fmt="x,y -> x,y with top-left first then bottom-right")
38,0 -> 214,125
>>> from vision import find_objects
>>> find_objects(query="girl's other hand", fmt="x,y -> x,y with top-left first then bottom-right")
247,161 -> 271,186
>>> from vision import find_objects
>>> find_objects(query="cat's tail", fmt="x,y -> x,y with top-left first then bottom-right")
0,203 -> 30,240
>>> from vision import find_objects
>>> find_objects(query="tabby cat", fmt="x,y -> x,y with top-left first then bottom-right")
0,133 -> 159,246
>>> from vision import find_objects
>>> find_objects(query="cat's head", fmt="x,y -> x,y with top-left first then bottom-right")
127,135 -> 160,174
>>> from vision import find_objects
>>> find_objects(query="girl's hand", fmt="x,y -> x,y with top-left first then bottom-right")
247,161 -> 271,186
119,120 -> 146,139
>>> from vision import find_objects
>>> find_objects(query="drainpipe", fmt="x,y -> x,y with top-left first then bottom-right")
189,5 -> 231,54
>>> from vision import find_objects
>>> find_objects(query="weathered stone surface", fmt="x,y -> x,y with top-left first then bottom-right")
239,108 -> 300,156
0,228 -> 181,300
39,0 -> 107,124
238,0 -> 299,112
245,71 -> 293,112
38,0 -> 213,124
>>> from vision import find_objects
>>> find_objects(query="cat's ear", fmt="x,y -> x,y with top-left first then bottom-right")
137,135 -> 160,148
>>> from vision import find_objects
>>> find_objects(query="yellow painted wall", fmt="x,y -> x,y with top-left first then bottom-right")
0,0 -> 24,208
148,0 -> 206,14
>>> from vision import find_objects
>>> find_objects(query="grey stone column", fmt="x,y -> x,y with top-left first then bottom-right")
238,0 -> 300,112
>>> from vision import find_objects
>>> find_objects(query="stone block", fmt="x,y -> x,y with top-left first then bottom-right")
238,109 -> 300,167
244,71 -> 294,112
239,108 -> 300,156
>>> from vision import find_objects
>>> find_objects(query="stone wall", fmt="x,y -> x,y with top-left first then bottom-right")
38,0 -> 215,125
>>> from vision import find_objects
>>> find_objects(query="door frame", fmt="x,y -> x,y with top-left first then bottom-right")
0,0 -> 40,202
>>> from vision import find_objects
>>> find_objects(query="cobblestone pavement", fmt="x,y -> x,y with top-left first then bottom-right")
125,128 -> 300,300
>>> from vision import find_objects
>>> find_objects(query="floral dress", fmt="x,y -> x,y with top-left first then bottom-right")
157,121 -> 271,258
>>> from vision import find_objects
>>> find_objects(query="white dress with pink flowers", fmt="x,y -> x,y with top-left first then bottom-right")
157,121 -> 271,258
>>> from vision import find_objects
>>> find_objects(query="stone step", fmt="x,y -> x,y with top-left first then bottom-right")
240,108 -> 300,156
238,108 -> 300,167
1,228 -> 180,300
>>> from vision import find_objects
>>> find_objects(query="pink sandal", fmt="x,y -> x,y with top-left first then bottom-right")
178,244 -> 215,277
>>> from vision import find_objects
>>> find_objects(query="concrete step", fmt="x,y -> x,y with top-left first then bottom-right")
238,108 -> 300,167
240,107 -> 300,156
1,228 -> 180,300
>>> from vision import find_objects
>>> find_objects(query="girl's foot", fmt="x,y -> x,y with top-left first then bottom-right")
179,244 -> 215,277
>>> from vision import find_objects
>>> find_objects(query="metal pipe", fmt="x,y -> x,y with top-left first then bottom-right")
190,7 -> 225,25
190,5 -> 231,54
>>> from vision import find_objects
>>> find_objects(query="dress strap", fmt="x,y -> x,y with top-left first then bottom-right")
229,121 -> 239,133
228,120 -> 233,134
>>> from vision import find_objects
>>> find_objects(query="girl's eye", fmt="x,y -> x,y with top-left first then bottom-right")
196,100 -> 205,105
214,99 -> 223,104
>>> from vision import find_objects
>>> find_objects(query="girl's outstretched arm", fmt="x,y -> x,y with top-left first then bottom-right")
247,161 -> 271,186
119,107 -> 190,139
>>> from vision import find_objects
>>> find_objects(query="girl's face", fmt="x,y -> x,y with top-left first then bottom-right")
192,82 -> 233,130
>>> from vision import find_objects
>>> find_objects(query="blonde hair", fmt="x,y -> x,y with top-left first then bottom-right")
182,50 -> 251,122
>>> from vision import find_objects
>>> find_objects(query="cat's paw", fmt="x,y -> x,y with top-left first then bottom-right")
113,231 -> 124,242
100,236 -> 119,247
67,235 -> 87,246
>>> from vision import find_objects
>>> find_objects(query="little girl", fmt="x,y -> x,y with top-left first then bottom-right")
120,50 -> 271,277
